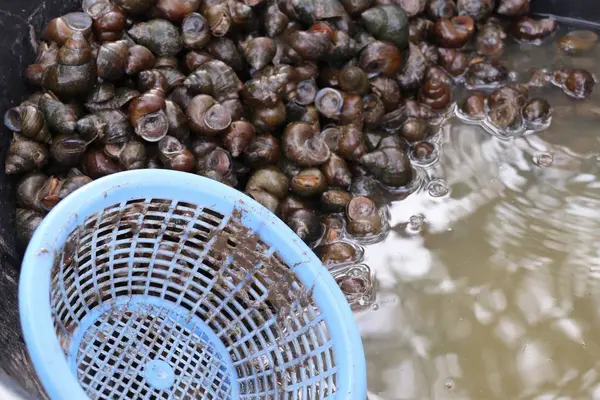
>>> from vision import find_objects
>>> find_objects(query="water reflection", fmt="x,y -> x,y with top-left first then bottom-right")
362,117 -> 600,398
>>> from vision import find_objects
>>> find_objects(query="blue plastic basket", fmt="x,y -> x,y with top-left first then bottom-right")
19,170 -> 366,400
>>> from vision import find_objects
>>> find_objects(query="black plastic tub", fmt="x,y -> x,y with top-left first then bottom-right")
0,0 -> 597,398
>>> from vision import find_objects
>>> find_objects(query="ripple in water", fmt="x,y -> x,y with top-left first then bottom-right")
427,178 -> 451,198
533,152 -> 554,167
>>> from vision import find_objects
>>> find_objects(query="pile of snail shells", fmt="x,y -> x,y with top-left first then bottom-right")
4,0 -> 597,269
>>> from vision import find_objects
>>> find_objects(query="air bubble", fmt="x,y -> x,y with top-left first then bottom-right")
371,303 -> 379,310
533,151 -> 554,167
427,179 -> 450,198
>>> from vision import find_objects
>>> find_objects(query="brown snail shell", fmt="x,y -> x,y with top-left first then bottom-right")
400,118 -> 430,142
460,92 -> 487,120
434,16 -> 475,48
186,94 -> 232,136
327,124 -> 368,161
360,145 -> 412,186
465,60 -> 509,87
3,104 -> 51,143
278,195 -> 309,221
97,40 -> 130,80
128,19 -> 183,57
437,48 -> 470,77
283,208 -> 321,243
78,110 -> 132,144
86,2 -> 127,42
346,196 -> 383,237
206,37 -> 244,72
105,139 -> 148,170
36,176 -> 61,212
16,209 -> 44,249
418,78 -> 452,110
286,30 -> 332,61
316,241 -> 361,267
157,136 -> 196,171
291,79 -> 318,106
283,122 -> 331,167
128,88 -> 169,142
397,42 -> 427,90
154,0 -> 201,22
456,0 -> 494,21
497,0 -> 529,16
222,99 -> 244,121
200,0 -> 232,37
511,17 -> 557,42
522,98 -> 552,126
476,20 -> 507,57
43,12 -> 93,45
320,189 -> 353,213
369,76 -> 401,112
164,100 -> 189,141
340,93 -> 364,127
557,30 -> 599,55
16,172 -> 48,212
84,86 -> 140,112
59,171 -> 93,199
50,134 -> 89,167
39,93 -> 78,135
362,93 -> 386,127
265,0 -> 289,37
291,168 -> 328,197
138,70 -> 170,92
487,85 -> 528,130
241,37 -> 277,71
252,101 -> 287,132
83,148 -> 124,178
322,153 -> 352,188
339,66 -> 369,95
5,134 -> 50,175
181,13 -> 211,49
246,189 -> 279,213
243,134 -> 281,167
427,0 -> 456,19
223,120 -> 255,157
552,68 -> 596,99
246,166 -> 290,200
409,18 -> 434,42
184,59 -> 243,102
113,0 -> 156,14
242,73 -> 288,108
24,42 -> 59,86
183,51 -> 212,74
359,41 -> 403,78
42,32 -> 97,99
360,5 -> 409,50
315,88 -> 344,120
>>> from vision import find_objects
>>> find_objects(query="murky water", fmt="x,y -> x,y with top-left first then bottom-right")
359,22 -> 600,399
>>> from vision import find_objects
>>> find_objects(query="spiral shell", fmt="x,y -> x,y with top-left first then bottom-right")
128,88 -> 169,142
5,134 -> 49,175
4,104 -> 51,143
186,94 -> 232,135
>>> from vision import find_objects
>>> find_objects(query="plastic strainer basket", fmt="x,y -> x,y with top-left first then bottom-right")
19,170 -> 365,400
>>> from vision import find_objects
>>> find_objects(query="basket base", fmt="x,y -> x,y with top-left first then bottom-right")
67,296 -> 238,399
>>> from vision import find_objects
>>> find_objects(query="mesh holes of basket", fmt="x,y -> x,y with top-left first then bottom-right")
50,198 -> 337,399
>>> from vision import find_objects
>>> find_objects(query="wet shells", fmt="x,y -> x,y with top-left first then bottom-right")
497,0 -> 530,16
186,94 -> 232,135
244,134 -> 281,167
16,172 -> 47,212
126,45 -> 156,74
320,189 -> 353,213
252,101 -> 287,132
397,43 -> 427,90
89,4 -> 127,42
341,0 -> 373,15
83,148 -> 124,178
557,30 -> 599,55
459,92 -> 487,120
265,0 -> 289,37
511,17 -> 557,42
340,93 -> 364,126
155,0 -> 201,22
105,139 -> 147,170
128,19 -> 183,57
456,0 -> 494,21
291,168 -> 328,196
16,209 -> 44,248
139,70 -> 170,92
434,16 -> 475,48
465,60 -> 508,88
346,196 -> 383,237
360,145 -> 412,186
369,76 -> 401,112
286,30 -> 332,61
129,88 -> 169,142
476,20 -> 507,57
522,98 -> 552,126
418,78 -> 452,110
339,66 -> 370,95
362,93 -> 386,127
427,0 -> 456,19
114,0 -> 156,14
97,40 -> 130,80
282,122 -> 331,167
246,166 -> 290,199
552,69 -> 596,99
158,136 -> 196,171
43,12 -> 93,45
240,37 -> 277,71
359,41 -> 403,78
285,209 -> 321,244
322,153 -> 352,188
223,120 -> 255,157
487,85 -> 528,130
361,5 -> 409,50
4,104 -> 51,143
438,48 -> 470,77
411,141 -> 436,163
5,135 -> 49,175
50,134 -> 88,167
182,13 -> 211,49
206,37 -> 244,72
315,88 -> 345,120
400,118 -> 429,142
316,241 -> 361,267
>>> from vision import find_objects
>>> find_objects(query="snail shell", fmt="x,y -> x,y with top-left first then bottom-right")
186,94 -> 232,135
282,122 -> 331,167
5,134 -> 49,175
128,88 -> 169,142
4,104 -> 51,143
128,19 -> 183,57
158,136 -> 196,171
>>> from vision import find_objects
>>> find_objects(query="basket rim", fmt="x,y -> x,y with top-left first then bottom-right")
19,170 -> 366,400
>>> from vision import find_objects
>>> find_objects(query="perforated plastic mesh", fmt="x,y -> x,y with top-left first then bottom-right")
50,198 -> 338,399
